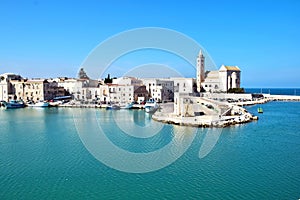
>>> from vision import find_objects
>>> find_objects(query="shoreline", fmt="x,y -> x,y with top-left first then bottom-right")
55,103 -> 145,109
2,94 -> 300,128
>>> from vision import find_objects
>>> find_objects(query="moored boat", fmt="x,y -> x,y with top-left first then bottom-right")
144,98 -> 159,113
28,101 -> 49,107
258,107 -> 263,113
3,100 -> 25,109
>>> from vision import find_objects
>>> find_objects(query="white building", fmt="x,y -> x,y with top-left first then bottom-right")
106,84 -> 134,104
99,84 -> 109,103
56,78 -> 83,99
201,65 -> 241,93
80,79 -> 100,101
174,93 -> 197,117
218,65 -> 241,92
112,76 -> 143,86
56,76 -> 101,101
201,71 -> 221,93
196,50 -> 241,93
0,73 -> 23,101
141,78 -> 174,102
112,76 -> 148,103
170,77 -> 195,94
140,77 -> 195,102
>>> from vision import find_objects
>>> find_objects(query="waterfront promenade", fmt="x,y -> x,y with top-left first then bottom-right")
267,94 -> 300,101
54,103 -> 144,109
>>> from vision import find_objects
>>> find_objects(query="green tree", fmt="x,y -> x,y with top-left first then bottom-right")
104,74 -> 113,84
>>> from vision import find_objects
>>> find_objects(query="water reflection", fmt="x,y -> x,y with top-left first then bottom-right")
111,110 -> 164,138
75,109 -> 197,173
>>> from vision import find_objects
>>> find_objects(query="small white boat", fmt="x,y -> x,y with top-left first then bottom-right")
3,100 -> 25,109
144,98 -> 159,113
28,101 -> 49,107
49,101 -> 61,107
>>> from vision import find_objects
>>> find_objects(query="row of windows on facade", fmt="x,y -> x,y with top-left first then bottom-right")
205,85 -> 219,89
204,80 -> 239,89
149,83 -> 173,87
16,90 -> 60,95
149,83 -> 187,87
109,88 -> 132,93
110,93 -> 132,97
17,91 -> 41,95
151,88 -> 173,92
75,89 -> 134,95
14,84 -> 46,90
177,83 -> 186,87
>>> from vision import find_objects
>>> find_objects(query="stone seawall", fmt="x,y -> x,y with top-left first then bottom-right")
268,94 -> 300,101
152,112 -> 258,128
203,93 -> 252,100
204,93 -> 300,102
153,102 -> 258,128
56,103 -> 145,109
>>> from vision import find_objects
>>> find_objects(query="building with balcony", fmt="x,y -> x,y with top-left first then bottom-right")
0,73 -> 23,101
11,79 -> 65,102
141,78 -> 174,102
105,84 -> 134,104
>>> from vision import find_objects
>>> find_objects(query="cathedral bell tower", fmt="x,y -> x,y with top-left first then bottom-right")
196,50 -> 205,93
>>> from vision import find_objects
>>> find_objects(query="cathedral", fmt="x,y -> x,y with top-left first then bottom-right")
196,50 -> 241,93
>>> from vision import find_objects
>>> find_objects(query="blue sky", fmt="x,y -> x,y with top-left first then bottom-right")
0,0 -> 300,87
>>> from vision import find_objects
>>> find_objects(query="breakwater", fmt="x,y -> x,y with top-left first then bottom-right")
267,94 -> 300,101
153,100 -> 258,128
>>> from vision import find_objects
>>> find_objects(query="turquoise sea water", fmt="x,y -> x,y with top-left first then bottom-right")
0,102 -> 300,199
245,88 -> 300,95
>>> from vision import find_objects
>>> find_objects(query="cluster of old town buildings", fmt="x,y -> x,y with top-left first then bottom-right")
0,51 -> 241,104
0,70 -> 195,104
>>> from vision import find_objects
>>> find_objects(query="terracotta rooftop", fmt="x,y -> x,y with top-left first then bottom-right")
224,66 -> 240,71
